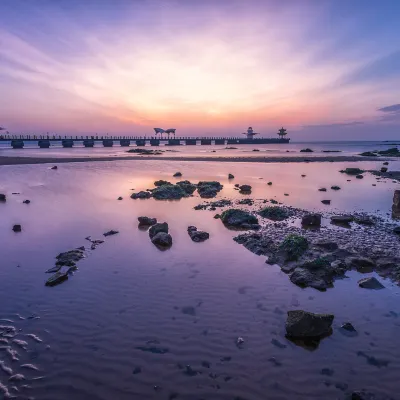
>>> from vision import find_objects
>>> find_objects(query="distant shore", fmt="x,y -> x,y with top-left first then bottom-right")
0,155 -> 390,166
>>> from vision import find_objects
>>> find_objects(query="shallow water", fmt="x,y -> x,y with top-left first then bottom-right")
0,160 -> 400,400
0,140 -> 399,160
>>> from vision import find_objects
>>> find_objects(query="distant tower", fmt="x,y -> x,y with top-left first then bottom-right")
278,127 -> 287,139
242,126 -> 259,139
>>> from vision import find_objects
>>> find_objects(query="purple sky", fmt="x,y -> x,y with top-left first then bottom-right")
0,0 -> 399,140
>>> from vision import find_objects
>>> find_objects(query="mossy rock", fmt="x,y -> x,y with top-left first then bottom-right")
220,209 -> 258,227
340,168 -> 364,175
259,206 -> 289,221
152,184 -> 188,200
279,234 -> 308,261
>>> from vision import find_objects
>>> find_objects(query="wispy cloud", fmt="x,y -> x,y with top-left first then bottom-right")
378,104 -> 400,113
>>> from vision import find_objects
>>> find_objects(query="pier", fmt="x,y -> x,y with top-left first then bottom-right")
0,135 -> 290,149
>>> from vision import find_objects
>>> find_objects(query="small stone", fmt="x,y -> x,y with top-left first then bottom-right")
138,216 -> 157,226
346,257 -> 375,271
151,232 -> 173,248
394,227 -> 400,235
356,174 -> 364,179
187,226 -> 209,242
131,191 -> 152,199
318,188 -> 327,192
228,173 -> 234,179
236,337 -> 244,346
301,213 -> 321,227
285,310 -> 334,338
103,230 -> 119,237
331,186 -> 341,190
149,222 -> 168,239
0,194 -> 6,201
341,322 -> 356,332
117,197 -> 123,200
12,224 -> 22,232
45,271 -> 68,286
321,200 -> 331,205
173,172 -> 182,177
239,184 -> 252,193
331,215 -> 353,224
51,166 -> 58,170
381,167 -> 388,173
267,182 -> 272,185
358,277 -> 385,289
23,200 -> 30,204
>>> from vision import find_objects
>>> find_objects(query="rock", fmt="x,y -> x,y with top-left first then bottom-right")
152,184 -> 188,200
383,162 -> 389,165
197,181 -> 223,198
341,168 -> 364,175
149,222 -> 168,239
301,213 -> 321,227
187,226 -> 209,242
117,196 -> 123,200
151,232 -> 173,248
359,151 -> 378,157
131,191 -> 152,199
393,226 -> 400,234
138,216 -> 157,226
321,200 -> 331,205
354,216 -> 375,226
345,257 -> 375,271
377,147 -> 400,155
239,184 -> 252,193
267,182 -> 272,185
234,232 -> 274,255
238,198 -> 253,205
290,268 -> 330,291
341,322 -> 356,332
56,248 -> 84,266
228,173 -> 234,179
0,194 -> 6,201
314,240 -> 338,251
301,174 -> 306,177
23,200 -> 31,204
173,172 -> 182,177
300,148 -> 313,153
234,183 -> 240,188
103,230 -> 119,237
318,188 -> 327,192
220,209 -> 259,229
331,186 -> 341,190
259,206 -> 289,221
51,166 -> 58,170
356,174 -> 364,179
358,277 -> 385,289
279,234 -> 308,261
12,224 -> 21,232
45,271 -> 68,286
176,181 -> 197,195
331,215 -> 353,224
154,180 -> 171,187
381,167 -> 388,173
285,310 -> 334,338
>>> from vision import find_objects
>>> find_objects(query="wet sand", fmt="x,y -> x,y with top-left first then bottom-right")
0,154 -> 388,166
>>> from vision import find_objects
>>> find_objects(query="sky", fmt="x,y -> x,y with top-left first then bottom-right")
0,0 -> 399,140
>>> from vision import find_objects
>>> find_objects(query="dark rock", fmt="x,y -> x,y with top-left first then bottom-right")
331,186 -> 341,190
259,206 -> 289,221
239,184 -> 252,193
127,148 -> 162,155
152,184 -> 188,200
341,168 -> 364,175
220,209 -> 259,229
321,200 -> 331,205
267,181 -> 272,185
290,268 -> 330,291
300,148 -> 313,153
197,181 -> 223,198
341,322 -> 356,332
138,216 -> 157,226
0,194 -> 6,201
103,230 -> 119,237
279,234 -> 308,261
318,188 -> 327,192
149,222 -> 168,239
354,216 -> 375,226
238,198 -> 253,205
131,191 -> 152,199
154,180 -> 171,187
285,310 -> 334,338
173,172 -> 182,177
23,199 -> 31,204
234,183 -> 240,188
331,215 -> 353,224
187,226 -> 209,242
393,226 -> 400,234
51,166 -> 58,170
56,248 -> 84,266
12,224 -> 21,232
359,151 -> 378,157
45,271 -> 68,286
301,213 -> 321,227
356,174 -> 364,179
346,257 -> 375,271
234,232 -> 274,255
228,173 -> 234,179
117,196 -> 123,200
314,240 -> 338,251
381,167 -> 388,173
377,147 -> 399,155
358,277 -> 385,289
176,181 -> 197,195
393,190 -> 400,217
383,162 -> 389,165
151,232 -> 173,248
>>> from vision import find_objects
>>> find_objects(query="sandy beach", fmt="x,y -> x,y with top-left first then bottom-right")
0,154 -> 388,166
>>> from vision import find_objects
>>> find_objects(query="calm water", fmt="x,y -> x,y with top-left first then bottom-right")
0,140 -> 399,159
0,160 -> 399,400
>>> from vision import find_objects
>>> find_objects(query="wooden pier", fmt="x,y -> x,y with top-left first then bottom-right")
0,135 -> 290,149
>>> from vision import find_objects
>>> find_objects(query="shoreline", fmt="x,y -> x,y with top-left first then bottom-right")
0,154 -> 389,166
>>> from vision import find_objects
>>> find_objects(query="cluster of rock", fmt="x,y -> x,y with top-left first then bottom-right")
127,148 -> 163,155
360,147 -> 399,157
194,199 -> 232,211
219,209 -> 260,230
131,180 -> 223,200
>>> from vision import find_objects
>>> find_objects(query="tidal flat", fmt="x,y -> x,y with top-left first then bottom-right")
0,159 -> 399,400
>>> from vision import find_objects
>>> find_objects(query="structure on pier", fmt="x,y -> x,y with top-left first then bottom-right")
242,127 -> 259,139
278,127 -> 288,139
153,128 -> 176,137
